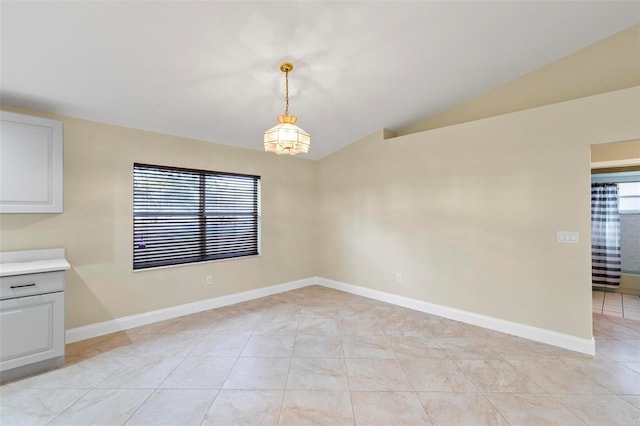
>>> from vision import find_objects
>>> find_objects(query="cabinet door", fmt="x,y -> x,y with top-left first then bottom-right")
0,111 -> 63,213
0,292 -> 65,372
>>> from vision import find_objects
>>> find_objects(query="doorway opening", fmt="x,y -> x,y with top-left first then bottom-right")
590,140 -> 640,320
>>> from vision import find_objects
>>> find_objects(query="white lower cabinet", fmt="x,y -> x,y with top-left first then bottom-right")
0,292 -> 65,373
0,249 -> 69,382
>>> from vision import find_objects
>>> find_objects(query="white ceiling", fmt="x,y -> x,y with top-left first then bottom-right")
1,1 -> 638,160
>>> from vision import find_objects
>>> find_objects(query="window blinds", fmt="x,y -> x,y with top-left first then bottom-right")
133,163 -> 260,270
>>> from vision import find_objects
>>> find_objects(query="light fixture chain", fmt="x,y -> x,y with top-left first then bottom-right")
285,70 -> 289,117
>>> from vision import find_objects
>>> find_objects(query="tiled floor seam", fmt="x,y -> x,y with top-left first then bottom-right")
386,340 -> 435,425
474,390 -> 513,425
277,295 -> 306,426
121,388 -> 157,426
342,344 -> 358,425
549,393 -> 602,425
43,388 -> 93,426
595,290 -> 640,319
198,322 -> 254,424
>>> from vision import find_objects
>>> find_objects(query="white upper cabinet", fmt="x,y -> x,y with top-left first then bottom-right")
0,111 -> 63,213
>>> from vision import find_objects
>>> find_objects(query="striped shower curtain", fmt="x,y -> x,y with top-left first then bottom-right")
591,183 -> 621,287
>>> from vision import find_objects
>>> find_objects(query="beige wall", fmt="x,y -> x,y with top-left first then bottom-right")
591,140 -> 640,163
0,107 -> 316,329
317,87 -> 640,340
401,24 -> 640,136
619,275 -> 640,296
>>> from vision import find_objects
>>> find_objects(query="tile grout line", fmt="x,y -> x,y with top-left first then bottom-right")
189,310 -> 257,424
342,306 -> 358,426
43,387 -> 94,426
546,393 -> 592,426
383,322 -> 435,425
277,297 -> 303,426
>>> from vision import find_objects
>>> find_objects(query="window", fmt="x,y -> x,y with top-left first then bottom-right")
133,163 -> 260,270
618,182 -> 640,213
617,181 -> 640,274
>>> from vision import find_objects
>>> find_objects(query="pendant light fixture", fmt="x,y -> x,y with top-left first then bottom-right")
264,62 -> 310,155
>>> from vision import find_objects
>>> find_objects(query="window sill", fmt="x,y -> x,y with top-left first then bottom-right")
132,253 -> 261,273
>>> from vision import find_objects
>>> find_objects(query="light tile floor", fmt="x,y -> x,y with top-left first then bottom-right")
1,285 -> 639,425
593,290 -> 640,320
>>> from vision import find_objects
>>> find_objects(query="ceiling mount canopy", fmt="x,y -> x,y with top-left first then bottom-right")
264,62 -> 310,155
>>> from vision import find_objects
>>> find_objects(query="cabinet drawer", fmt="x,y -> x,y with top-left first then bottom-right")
0,271 -> 65,300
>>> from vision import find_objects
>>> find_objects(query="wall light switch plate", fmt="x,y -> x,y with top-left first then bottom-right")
557,231 -> 579,244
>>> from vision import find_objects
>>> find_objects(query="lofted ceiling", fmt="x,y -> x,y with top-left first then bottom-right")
1,1 -> 639,160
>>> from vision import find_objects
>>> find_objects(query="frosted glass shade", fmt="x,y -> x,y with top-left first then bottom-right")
264,115 -> 310,155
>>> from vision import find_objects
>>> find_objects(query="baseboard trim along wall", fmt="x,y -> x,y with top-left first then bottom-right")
66,276 -> 595,356
65,278 -> 314,343
316,277 -> 595,356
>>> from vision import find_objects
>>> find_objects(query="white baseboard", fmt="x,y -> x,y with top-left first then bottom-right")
66,275 -> 595,356
65,277 -> 313,343
315,277 -> 595,356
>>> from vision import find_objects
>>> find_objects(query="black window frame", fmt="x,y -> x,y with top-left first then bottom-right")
133,163 -> 260,270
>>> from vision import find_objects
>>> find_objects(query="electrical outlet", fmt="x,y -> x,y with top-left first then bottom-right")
206,275 -> 213,285
396,273 -> 402,284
